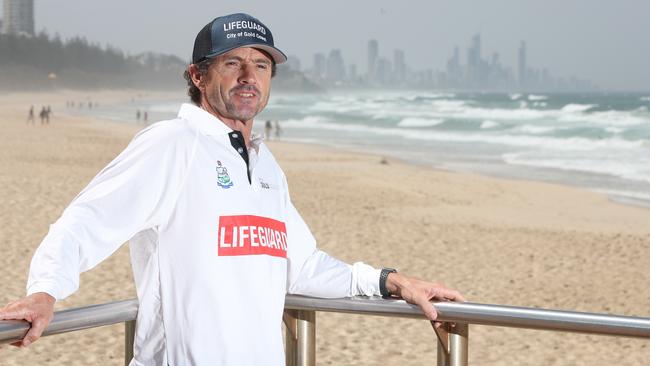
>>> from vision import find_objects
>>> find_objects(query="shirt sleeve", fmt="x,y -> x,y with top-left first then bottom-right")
26,122 -> 197,300
283,177 -> 381,298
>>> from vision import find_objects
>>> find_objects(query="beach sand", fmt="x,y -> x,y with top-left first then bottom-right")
1,91 -> 649,365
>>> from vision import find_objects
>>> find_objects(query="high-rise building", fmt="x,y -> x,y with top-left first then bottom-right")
313,53 -> 326,79
518,41 -> 527,87
3,0 -> 35,36
466,33 -> 483,85
376,57 -> 392,85
445,46 -> 462,87
468,34 -> 481,67
393,49 -> 406,85
326,49 -> 346,82
367,39 -> 378,81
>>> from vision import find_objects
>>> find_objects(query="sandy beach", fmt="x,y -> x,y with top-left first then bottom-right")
1,90 -> 649,365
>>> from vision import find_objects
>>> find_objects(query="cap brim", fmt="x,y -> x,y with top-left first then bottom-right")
204,43 -> 287,64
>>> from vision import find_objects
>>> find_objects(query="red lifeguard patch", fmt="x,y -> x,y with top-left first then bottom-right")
218,215 -> 287,258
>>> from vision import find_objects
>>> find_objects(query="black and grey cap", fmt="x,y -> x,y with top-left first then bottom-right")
192,13 -> 287,65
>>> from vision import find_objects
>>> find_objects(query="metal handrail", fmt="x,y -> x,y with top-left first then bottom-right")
0,299 -> 138,344
1,296 -> 649,364
285,295 -> 650,338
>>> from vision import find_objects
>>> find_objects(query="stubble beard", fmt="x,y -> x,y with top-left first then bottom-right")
223,84 -> 267,121
224,98 -> 260,121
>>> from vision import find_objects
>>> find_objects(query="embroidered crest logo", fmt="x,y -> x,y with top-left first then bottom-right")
216,160 -> 234,189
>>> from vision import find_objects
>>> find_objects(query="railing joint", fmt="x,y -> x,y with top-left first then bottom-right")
433,321 -> 450,354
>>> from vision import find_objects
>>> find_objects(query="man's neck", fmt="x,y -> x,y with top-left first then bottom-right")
200,101 -> 253,148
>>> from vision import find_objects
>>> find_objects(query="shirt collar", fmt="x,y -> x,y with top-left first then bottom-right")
178,103 -> 265,150
250,133 -> 264,151
178,103 -> 232,136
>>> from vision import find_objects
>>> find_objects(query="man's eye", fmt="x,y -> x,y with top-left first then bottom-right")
226,61 -> 239,66
257,64 -> 269,70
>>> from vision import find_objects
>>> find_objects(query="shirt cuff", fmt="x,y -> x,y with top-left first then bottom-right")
26,281 -> 62,301
351,262 -> 382,296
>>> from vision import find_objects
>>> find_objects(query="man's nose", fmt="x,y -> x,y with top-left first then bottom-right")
238,64 -> 257,85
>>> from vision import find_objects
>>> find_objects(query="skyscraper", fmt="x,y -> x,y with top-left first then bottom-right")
393,49 -> 406,85
518,41 -> 527,88
313,53 -> 326,79
2,0 -> 35,36
326,49 -> 346,82
466,34 -> 483,86
367,39 -> 378,82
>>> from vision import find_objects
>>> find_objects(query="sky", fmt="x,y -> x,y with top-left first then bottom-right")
6,0 -> 649,91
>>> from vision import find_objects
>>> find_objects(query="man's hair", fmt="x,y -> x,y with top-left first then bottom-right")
183,57 -> 277,106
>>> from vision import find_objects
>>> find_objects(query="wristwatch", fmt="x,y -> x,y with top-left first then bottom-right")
379,268 -> 397,299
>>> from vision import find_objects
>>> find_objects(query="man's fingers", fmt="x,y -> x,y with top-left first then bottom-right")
21,316 -> 48,347
433,287 -> 466,302
418,297 -> 438,321
0,308 -> 27,321
444,288 -> 466,302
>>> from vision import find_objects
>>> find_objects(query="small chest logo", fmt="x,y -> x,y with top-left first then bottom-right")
259,178 -> 270,189
216,160 -> 233,189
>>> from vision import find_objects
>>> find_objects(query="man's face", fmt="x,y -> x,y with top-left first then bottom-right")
201,47 -> 273,122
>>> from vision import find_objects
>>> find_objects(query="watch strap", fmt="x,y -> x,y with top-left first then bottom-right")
379,268 -> 397,299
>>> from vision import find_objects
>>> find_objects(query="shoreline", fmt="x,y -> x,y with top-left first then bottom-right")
272,135 -> 650,211
61,91 -> 650,211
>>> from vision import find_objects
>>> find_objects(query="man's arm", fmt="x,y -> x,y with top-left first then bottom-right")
0,122 -> 196,347
283,190 -> 465,319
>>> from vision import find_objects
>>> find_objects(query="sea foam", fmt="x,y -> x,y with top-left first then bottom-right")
480,120 -> 499,129
397,118 -> 444,128
561,104 -> 596,112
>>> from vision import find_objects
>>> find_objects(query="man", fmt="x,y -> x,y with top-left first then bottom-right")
0,13 -> 464,365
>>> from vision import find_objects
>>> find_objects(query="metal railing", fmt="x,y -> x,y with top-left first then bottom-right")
1,295 -> 649,366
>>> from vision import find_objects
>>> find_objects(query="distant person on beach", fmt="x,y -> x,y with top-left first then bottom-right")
0,13 -> 464,365
38,107 -> 47,125
143,111 -> 148,124
265,119 -> 272,139
274,120 -> 281,139
27,106 -> 35,124
46,106 -> 52,123
136,109 -> 141,122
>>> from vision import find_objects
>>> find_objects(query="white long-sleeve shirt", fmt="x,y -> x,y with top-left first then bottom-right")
26,103 -> 381,365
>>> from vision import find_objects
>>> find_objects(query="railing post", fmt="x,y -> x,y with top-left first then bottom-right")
125,320 -> 136,366
284,310 -> 316,366
436,323 -> 469,366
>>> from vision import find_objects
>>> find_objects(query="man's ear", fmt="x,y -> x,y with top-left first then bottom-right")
188,64 -> 204,90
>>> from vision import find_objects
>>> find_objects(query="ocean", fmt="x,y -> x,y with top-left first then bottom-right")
71,91 -> 650,208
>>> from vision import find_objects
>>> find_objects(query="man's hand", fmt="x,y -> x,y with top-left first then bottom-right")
385,273 -> 465,325
0,292 -> 56,347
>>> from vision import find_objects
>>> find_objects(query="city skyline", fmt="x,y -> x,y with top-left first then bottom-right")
298,34 -> 597,92
1,0 -> 649,91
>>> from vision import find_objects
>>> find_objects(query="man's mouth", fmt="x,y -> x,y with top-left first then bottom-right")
237,92 -> 256,98
231,87 -> 260,100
